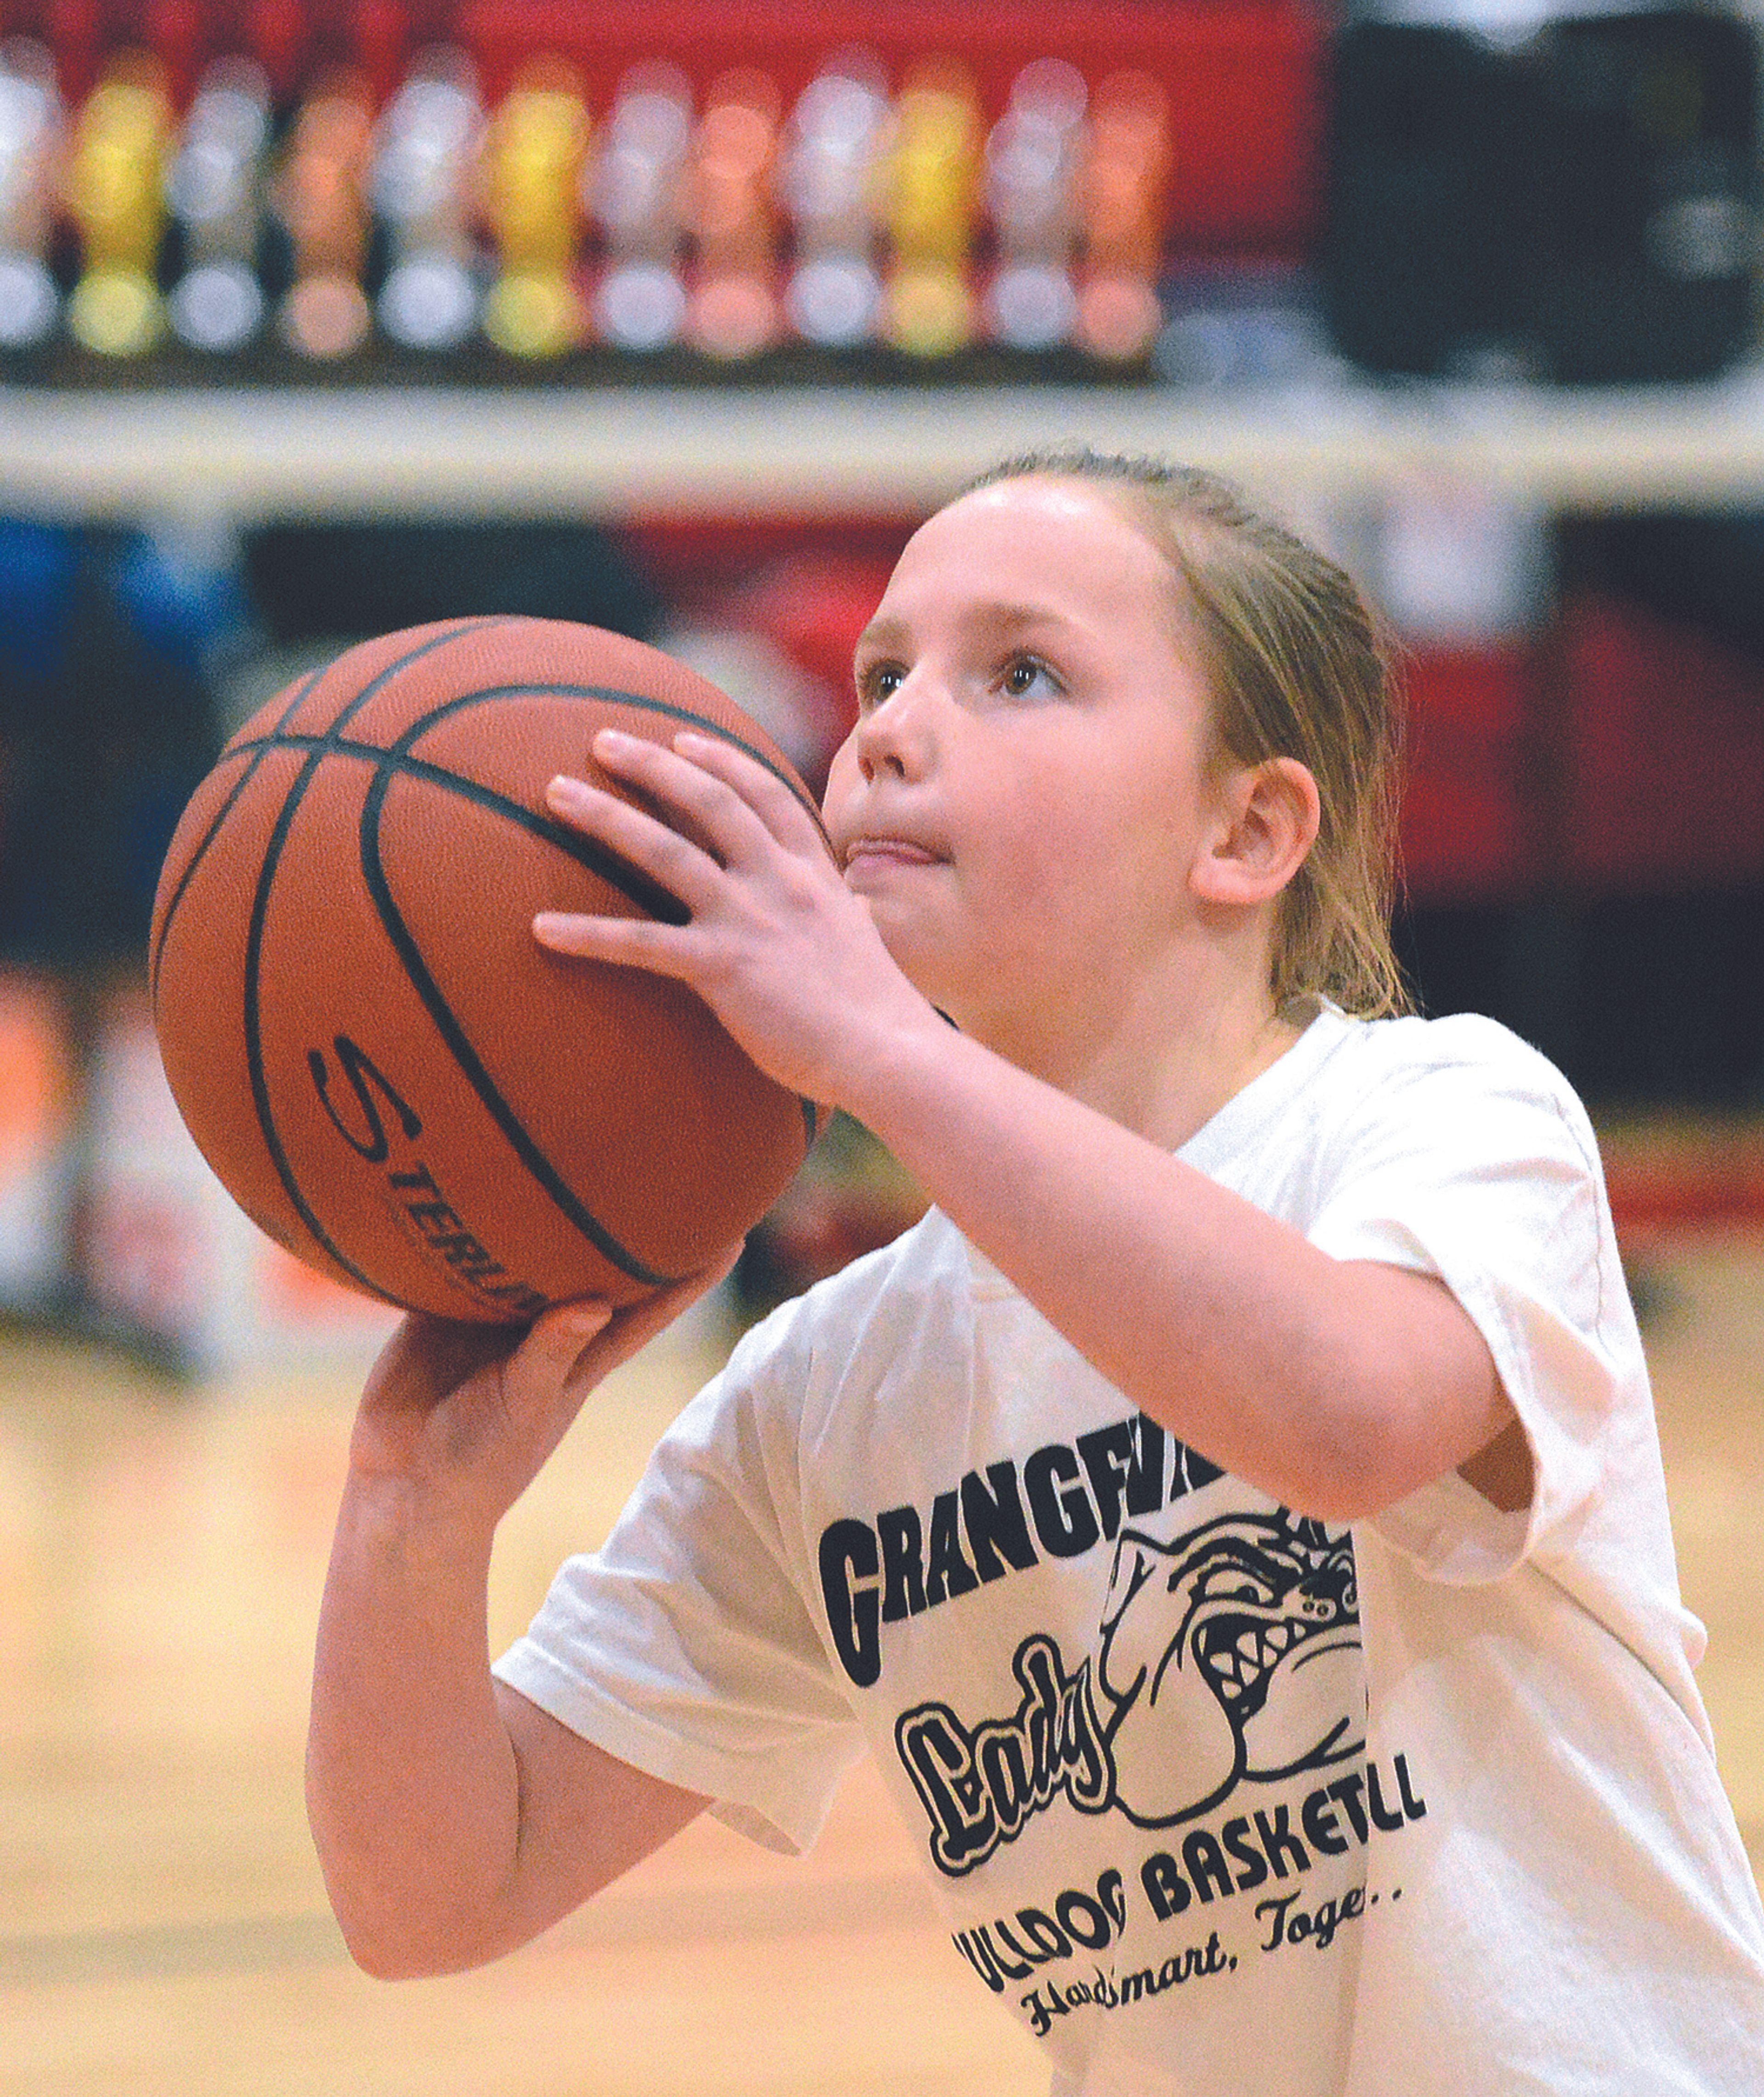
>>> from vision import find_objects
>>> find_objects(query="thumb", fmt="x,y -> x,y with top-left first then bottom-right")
508,1299 -> 616,1385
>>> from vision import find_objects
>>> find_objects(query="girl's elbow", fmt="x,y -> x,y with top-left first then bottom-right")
1291,1356 -> 1509,1527
330,1898 -> 508,1982
1278,1366 -> 1433,1525
341,1929 -> 430,1983
1275,1444 -> 1391,1527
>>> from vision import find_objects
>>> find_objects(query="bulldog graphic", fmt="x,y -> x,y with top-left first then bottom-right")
1097,1510 -> 1364,1828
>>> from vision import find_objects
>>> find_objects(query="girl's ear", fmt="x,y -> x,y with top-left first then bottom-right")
1190,756 -> 1321,907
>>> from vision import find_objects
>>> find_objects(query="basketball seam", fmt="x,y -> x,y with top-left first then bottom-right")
374,684 -> 815,1202
245,684 -> 825,1166
426,681 -> 833,841
283,679 -> 831,1164
241,619 -> 514,1304
148,660 -> 333,1007
358,691 -> 680,1290
225,731 -> 690,924
229,679 -> 831,840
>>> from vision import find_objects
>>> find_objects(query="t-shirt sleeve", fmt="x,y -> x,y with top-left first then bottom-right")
1302,1020 -> 1632,1585
492,1314 -> 865,1856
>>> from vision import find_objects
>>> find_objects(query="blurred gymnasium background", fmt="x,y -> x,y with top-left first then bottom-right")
1,2 -> 1762,2091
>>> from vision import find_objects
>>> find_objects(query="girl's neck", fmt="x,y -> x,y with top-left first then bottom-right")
970,951 -> 1305,1152
1075,998 -> 1305,1151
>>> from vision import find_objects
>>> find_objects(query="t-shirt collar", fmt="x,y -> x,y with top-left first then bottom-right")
1177,997 -> 1353,1174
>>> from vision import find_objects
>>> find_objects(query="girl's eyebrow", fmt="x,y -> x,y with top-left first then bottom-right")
855,601 -> 1084,654
968,601 -> 1080,640
854,612 -> 909,655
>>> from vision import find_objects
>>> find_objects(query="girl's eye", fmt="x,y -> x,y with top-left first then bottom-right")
1000,655 -> 1061,701
857,661 -> 905,710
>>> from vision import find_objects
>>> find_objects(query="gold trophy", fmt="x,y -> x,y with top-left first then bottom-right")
880,59 -> 979,360
480,56 -> 590,360
65,51 -> 174,357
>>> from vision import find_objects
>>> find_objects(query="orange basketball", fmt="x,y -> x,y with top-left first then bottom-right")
150,617 -> 829,1322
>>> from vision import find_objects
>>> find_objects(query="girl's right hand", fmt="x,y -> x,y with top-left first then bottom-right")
345,1254 -> 740,1536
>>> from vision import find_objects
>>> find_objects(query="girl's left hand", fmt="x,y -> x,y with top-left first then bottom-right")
532,727 -> 935,1110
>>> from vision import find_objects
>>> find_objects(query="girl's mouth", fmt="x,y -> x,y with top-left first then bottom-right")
842,836 -> 943,871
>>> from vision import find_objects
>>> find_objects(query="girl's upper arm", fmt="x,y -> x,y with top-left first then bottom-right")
1354,1262 -> 1531,1514
1312,1025 -> 1618,1559
493,1679 -> 711,1947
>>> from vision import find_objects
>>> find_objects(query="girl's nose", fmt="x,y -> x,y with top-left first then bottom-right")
853,675 -> 936,783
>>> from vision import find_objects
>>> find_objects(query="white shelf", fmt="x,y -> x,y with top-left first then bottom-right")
6,370 -> 1764,521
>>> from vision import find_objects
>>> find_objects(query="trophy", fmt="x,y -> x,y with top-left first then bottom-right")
983,57 -> 1086,352
271,68 -> 374,359
480,55 -> 590,360
778,53 -> 887,350
1078,70 -> 1168,364
880,58 -> 980,360
370,49 -> 484,352
65,51 -> 174,357
0,39 -> 63,350
685,68 -> 782,361
164,56 -> 272,352
587,62 -> 692,353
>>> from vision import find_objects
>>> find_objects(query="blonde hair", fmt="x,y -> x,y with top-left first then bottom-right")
962,447 -> 1410,1019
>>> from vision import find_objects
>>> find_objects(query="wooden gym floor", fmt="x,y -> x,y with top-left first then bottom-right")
1,1233 -> 1761,2097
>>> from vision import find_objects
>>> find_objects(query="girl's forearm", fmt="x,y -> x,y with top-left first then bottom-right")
306,1477 -> 523,1977
844,1016 -> 1505,1522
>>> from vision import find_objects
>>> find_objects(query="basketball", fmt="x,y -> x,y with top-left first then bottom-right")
149,616 -> 831,1322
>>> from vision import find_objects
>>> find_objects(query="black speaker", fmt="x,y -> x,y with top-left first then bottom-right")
1323,9 -> 1759,382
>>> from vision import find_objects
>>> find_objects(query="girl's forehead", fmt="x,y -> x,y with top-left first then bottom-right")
958,476 -> 1112,524
929,474 -> 1146,540
890,477 -> 1170,604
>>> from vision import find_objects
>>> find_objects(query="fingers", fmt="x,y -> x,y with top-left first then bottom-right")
667,731 -> 835,864
535,729 -> 835,973
370,1311 -> 520,1406
531,905 -> 696,975
543,765 -> 725,917
556,729 -> 771,874
556,1245 -> 743,1390
534,749 -> 714,970
508,1252 -> 734,1383
630,1242 -> 743,1337
503,1300 -> 621,1417
524,1298 -> 616,1363
555,728 -> 830,878
522,1241 -> 738,1409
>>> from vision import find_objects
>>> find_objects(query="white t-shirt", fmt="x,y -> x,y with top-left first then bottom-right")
496,1006 -> 1764,2094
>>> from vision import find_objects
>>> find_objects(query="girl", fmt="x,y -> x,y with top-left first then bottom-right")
308,450 -> 1764,2094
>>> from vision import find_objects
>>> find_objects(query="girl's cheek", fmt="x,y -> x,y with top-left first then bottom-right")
820,745 -> 862,831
